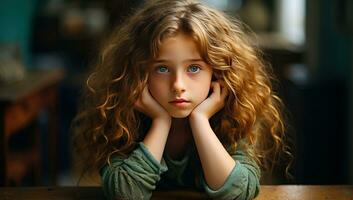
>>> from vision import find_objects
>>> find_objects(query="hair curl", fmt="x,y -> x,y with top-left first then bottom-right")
72,0 -> 292,183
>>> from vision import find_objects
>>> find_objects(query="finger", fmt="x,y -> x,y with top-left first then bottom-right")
133,98 -> 144,113
140,85 -> 152,104
134,85 -> 148,112
142,85 -> 149,97
220,84 -> 229,100
211,81 -> 221,96
134,99 -> 141,108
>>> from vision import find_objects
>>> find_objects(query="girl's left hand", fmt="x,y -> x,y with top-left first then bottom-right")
190,81 -> 229,120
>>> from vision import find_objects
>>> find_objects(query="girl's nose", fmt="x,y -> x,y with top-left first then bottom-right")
172,73 -> 186,95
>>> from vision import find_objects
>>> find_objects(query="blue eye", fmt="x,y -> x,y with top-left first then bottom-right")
156,66 -> 169,73
188,65 -> 201,73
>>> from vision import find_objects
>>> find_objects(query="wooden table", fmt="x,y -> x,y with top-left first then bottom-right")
0,68 -> 65,186
0,185 -> 351,199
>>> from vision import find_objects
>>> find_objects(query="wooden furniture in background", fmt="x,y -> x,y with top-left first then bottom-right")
0,185 -> 352,200
0,68 -> 65,186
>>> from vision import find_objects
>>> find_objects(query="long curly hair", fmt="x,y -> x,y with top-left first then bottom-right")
72,0 -> 291,183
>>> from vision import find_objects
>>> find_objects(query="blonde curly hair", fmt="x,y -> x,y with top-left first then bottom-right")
72,0 -> 291,182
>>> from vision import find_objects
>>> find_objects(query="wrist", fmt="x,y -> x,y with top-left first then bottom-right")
153,116 -> 172,126
189,112 -> 208,123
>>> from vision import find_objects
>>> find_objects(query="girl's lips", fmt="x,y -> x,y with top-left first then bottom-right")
170,100 -> 188,103
169,99 -> 189,103
169,99 -> 190,107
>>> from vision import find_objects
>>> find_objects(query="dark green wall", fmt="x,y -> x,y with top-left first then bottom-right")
0,0 -> 37,67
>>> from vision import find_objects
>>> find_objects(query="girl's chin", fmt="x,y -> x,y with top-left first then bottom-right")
169,110 -> 192,118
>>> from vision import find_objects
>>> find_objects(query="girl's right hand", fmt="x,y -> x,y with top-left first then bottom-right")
134,85 -> 171,121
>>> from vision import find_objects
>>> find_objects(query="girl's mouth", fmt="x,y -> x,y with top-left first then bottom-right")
169,99 -> 190,107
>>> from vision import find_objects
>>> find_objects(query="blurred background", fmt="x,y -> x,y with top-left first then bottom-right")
0,0 -> 352,186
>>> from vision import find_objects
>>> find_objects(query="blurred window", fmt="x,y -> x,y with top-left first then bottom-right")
277,0 -> 306,45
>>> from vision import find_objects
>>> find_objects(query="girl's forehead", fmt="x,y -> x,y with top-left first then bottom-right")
153,33 -> 202,58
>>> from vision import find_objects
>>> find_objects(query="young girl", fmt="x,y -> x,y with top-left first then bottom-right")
72,0 -> 290,199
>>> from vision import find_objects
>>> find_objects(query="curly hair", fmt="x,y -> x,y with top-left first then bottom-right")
72,0 -> 291,182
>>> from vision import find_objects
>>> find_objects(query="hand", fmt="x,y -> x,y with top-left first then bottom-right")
134,85 -> 171,121
190,81 -> 229,120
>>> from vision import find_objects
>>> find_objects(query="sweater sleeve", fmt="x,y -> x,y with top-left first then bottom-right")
201,148 -> 261,200
100,142 -> 168,200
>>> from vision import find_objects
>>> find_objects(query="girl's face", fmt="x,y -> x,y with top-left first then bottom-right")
148,33 -> 213,118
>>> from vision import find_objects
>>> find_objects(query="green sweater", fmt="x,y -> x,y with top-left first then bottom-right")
100,142 -> 260,200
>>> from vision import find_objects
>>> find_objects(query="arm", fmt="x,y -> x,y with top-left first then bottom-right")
189,81 -> 233,189
189,82 -> 260,199
143,117 -> 171,162
100,142 -> 168,200
201,146 -> 261,200
188,118 -> 261,200
101,86 -> 171,200
189,114 -> 235,189
101,117 -> 170,200
135,85 -> 172,162
101,118 -> 170,200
